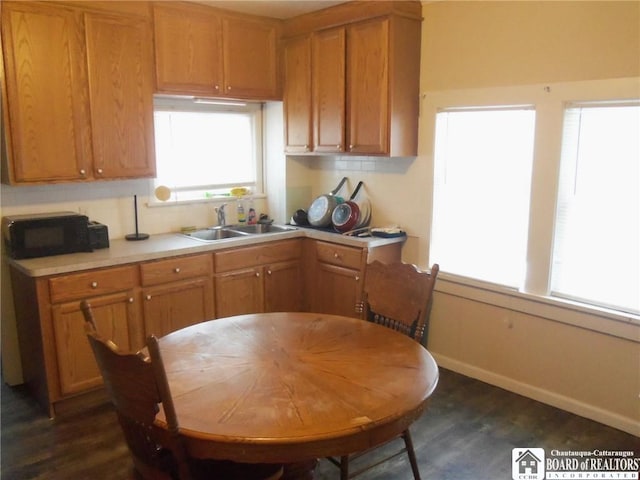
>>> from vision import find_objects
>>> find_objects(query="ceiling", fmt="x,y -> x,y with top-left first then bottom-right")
194,1 -> 349,19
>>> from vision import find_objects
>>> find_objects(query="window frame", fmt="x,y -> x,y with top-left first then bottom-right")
150,95 -> 264,205
422,77 -> 640,327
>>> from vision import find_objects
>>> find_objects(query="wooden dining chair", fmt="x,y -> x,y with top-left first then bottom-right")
81,300 -> 283,480
327,261 -> 439,480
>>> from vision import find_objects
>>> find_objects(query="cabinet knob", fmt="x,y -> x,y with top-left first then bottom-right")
96,168 -> 103,175
79,169 -> 86,176
227,86 -> 232,91
146,295 -> 151,301
334,253 -> 339,259
214,84 -> 220,91
336,145 -> 341,150
355,275 -> 360,281
267,269 -> 272,275
91,281 -> 98,288
349,144 -> 354,151
129,297 -> 134,303
255,272 -> 260,277
174,267 -> 181,274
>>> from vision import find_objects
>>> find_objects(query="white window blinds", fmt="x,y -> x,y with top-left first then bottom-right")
551,102 -> 640,314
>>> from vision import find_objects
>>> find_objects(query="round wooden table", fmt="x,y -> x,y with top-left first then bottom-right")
156,312 -> 439,472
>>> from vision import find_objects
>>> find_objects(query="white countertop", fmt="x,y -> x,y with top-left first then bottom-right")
8,227 -> 405,277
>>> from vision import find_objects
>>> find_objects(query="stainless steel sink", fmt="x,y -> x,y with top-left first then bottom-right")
226,224 -> 297,235
181,224 -> 296,242
182,228 -> 249,242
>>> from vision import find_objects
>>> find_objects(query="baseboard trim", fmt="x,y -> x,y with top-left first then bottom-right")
432,353 -> 640,438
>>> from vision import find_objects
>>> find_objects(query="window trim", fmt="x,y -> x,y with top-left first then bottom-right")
149,95 -> 264,206
422,77 -> 640,329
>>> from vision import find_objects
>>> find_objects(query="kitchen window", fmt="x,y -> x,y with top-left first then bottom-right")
152,96 -> 263,202
551,101 -> 640,314
430,107 -> 536,288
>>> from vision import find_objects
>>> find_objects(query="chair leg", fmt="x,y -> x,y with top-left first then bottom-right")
402,429 -> 421,480
340,455 -> 349,480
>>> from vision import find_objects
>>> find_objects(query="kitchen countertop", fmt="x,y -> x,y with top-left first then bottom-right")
7,227 -> 405,277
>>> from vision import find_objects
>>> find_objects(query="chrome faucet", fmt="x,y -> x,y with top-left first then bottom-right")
215,203 -> 227,226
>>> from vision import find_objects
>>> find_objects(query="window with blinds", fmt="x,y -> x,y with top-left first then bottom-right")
551,101 -> 640,314
430,107 -> 536,288
153,96 -> 263,202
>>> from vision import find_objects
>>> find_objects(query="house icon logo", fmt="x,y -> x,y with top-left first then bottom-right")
512,448 -> 545,480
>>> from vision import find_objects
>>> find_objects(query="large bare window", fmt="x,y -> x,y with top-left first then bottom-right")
430,107 -> 536,288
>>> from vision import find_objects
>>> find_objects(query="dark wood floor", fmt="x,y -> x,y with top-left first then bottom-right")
2,368 -> 638,479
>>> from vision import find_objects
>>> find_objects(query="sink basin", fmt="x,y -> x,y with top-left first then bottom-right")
182,228 -> 249,242
226,224 -> 297,235
181,224 -> 296,242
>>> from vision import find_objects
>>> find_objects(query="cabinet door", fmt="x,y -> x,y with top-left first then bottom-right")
1,2 -> 92,183
153,4 -> 223,95
313,263 -> 362,318
283,36 -> 312,153
84,12 -> 156,179
347,19 -> 389,155
222,16 -> 278,99
143,278 -> 214,338
265,260 -> 302,313
52,291 -> 138,396
312,27 -> 346,153
215,267 -> 263,318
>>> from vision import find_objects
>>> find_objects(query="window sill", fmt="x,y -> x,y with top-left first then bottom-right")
147,193 -> 266,208
434,272 -> 640,342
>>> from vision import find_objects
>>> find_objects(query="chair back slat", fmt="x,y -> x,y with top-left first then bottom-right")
363,262 -> 439,345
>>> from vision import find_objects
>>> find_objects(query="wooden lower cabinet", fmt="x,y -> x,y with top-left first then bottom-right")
313,262 -> 362,318
140,253 -> 214,338
9,263 -> 143,416
214,239 -> 302,318
215,265 -> 263,317
52,291 -> 139,396
306,239 -> 403,318
8,236 -> 401,415
309,241 -> 365,318
142,278 -> 214,338
264,259 -> 302,313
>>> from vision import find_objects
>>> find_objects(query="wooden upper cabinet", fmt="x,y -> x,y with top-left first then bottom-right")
282,2 -> 422,157
153,3 -> 280,100
222,16 -> 279,99
346,19 -> 389,155
153,3 -> 223,95
1,2 -> 156,184
1,2 -> 92,183
283,35 -> 312,153
313,27 -> 346,154
85,13 -> 156,179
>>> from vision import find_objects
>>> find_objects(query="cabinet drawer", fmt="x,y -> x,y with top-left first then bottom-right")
49,266 -> 138,304
141,254 -> 213,286
316,242 -> 363,270
215,239 -> 301,273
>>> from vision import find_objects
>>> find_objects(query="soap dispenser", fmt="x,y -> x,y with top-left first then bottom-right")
237,197 -> 246,223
